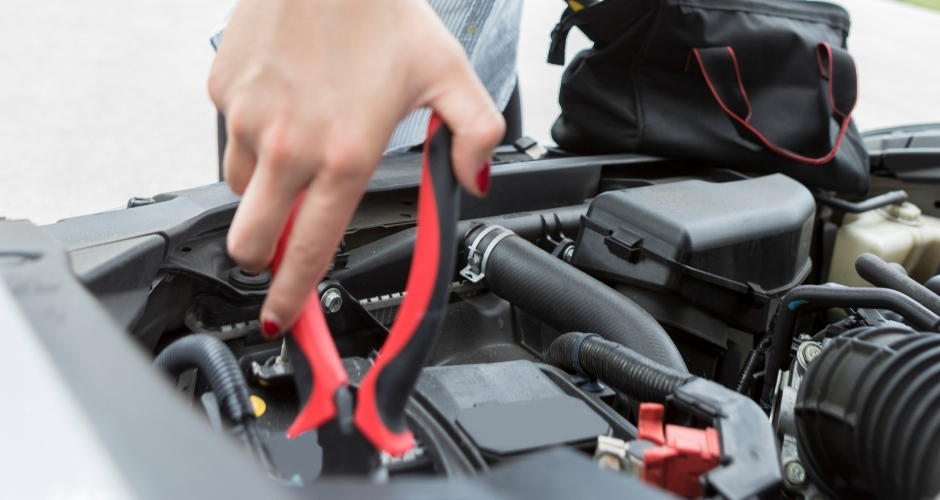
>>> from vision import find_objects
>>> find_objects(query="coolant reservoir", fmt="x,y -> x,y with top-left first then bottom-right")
828,202 -> 940,286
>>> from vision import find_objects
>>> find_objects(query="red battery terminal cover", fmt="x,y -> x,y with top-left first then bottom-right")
636,402 -> 721,499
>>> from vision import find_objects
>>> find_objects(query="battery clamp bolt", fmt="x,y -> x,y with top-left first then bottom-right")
321,288 -> 343,314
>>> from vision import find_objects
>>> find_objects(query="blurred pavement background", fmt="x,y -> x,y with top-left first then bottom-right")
2,0 -> 939,224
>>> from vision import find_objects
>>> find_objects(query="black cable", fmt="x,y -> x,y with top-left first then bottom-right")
813,190 -> 907,213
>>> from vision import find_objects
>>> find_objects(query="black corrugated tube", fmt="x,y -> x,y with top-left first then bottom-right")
155,334 -> 254,423
546,333 -> 695,402
467,224 -> 687,372
734,336 -> 771,396
855,253 -> 940,316
760,284 -> 940,405
154,334 -> 274,474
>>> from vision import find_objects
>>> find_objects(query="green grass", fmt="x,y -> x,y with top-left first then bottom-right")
895,0 -> 940,12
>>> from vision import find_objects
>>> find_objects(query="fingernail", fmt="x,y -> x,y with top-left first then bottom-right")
261,315 -> 281,338
475,162 -> 491,194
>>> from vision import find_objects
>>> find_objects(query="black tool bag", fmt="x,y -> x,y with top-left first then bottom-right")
548,0 -> 870,195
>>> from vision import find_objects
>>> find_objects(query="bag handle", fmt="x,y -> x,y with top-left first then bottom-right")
687,43 -> 858,165
548,7 -> 578,65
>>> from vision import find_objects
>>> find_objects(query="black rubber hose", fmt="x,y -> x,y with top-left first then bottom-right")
472,225 -> 688,372
856,253 -> 940,316
154,334 -> 254,423
734,336 -> 771,396
546,333 -> 695,402
154,334 -> 276,475
813,190 -> 907,213
760,285 -> 940,405
926,275 -> 940,297
330,204 -> 587,299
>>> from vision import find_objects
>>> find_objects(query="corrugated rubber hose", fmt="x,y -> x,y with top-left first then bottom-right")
155,334 -> 254,423
546,332 -> 695,402
154,334 -> 275,475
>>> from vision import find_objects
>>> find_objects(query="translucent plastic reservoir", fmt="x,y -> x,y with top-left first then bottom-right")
828,202 -> 940,287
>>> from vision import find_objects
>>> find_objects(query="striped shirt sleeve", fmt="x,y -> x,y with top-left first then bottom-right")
211,0 -> 523,154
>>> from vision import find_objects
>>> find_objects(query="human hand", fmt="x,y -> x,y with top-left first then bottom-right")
208,0 -> 505,337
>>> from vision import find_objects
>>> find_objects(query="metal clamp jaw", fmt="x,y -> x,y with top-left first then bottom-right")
459,225 -> 515,283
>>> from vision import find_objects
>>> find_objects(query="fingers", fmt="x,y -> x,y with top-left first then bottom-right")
223,133 -> 257,195
260,162 -> 373,335
226,133 -> 311,274
426,63 -> 505,197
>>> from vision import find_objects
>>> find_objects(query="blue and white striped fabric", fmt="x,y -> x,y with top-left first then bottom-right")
211,0 -> 523,153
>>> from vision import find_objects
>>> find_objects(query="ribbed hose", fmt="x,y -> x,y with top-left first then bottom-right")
734,336 -> 771,396
760,284 -> 940,405
154,334 -> 274,475
855,253 -> 940,316
473,226 -> 687,372
155,334 -> 254,423
795,326 -> 940,500
546,333 -> 695,402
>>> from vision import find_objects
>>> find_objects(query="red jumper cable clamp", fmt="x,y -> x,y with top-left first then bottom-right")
271,113 -> 461,458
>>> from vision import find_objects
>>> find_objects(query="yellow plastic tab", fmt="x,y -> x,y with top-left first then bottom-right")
250,395 -> 267,418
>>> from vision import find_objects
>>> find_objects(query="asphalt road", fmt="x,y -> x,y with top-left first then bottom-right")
1,0 -> 938,224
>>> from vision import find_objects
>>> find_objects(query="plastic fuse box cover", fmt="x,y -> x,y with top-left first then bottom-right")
572,174 -> 815,332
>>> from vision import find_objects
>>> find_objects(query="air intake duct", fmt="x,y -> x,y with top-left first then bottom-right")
795,325 -> 940,500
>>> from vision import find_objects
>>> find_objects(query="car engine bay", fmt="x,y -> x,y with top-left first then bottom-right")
4,123 -> 940,499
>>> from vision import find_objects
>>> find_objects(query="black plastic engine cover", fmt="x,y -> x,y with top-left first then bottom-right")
572,174 -> 815,332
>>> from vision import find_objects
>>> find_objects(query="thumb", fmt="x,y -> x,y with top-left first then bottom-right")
427,69 -> 505,197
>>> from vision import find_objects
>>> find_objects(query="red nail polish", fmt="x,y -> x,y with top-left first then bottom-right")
262,317 -> 280,338
476,162 -> 491,194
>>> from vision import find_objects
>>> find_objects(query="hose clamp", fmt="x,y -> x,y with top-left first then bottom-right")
459,225 -> 515,283
571,333 -> 602,376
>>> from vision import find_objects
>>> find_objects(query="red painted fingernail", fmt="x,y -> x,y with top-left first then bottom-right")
476,162 -> 491,194
261,316 -> 281,338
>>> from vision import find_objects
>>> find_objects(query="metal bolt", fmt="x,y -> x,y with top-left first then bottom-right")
802,343 -> 823,363
784,460 -> 806,486
563,246 -> 575,263
321,288 -> 343,314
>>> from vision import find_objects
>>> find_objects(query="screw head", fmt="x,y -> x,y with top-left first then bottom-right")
321,288 -> 343,314
803,343 -> 823,363
784,460 -> 806,485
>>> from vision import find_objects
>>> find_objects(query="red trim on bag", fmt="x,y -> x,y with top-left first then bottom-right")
817,43 -> 848,120
816,45 -> 829,78
725,48 -> 753,122
688,44 -> 856,166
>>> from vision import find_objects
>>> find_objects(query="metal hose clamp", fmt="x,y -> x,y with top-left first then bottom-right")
459,225 -> 515,283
